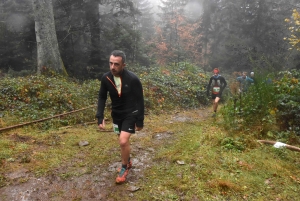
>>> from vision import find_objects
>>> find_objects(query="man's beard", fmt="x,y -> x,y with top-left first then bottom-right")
111,69 -> 123,76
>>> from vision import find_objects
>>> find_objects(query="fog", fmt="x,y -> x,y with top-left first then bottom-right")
184,1 -> 203,20
6,14 -> 29,32
1,0 -> 299,77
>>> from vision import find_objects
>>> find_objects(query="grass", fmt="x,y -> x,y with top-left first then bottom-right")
0,109 -> 299,200
131,113 -> 300,201
0,121 -> 118,178
0,68 -> 300,200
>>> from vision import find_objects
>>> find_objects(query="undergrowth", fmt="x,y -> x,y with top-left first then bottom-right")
221,69 -> 300,143
0,66 -> 299,200
129,62 -> 209,112
132,115 -> 300,200
0,62 -> 209,129
1,109 -> 299,200
0,75 -> 99,129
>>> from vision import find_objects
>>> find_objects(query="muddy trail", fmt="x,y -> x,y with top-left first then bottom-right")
0,108 -> 211,201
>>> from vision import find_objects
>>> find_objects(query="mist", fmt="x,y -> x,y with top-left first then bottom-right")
0,0 -> 299,77
184,0 -> 203,21
6,14 -> 29,32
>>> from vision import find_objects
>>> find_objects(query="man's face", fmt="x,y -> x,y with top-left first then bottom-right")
109,55 -> 125,77
213,70 -> 218,75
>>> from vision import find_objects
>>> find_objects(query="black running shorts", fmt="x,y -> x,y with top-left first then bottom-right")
113,115 -> 137,134
211,93 -> 221,99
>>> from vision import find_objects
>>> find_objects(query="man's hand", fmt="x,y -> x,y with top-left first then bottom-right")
98,119 -> 106,130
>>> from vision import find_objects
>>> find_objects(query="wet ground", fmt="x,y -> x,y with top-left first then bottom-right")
0,108 -> 211,201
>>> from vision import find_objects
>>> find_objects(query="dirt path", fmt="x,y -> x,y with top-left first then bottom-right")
0,107 -> 212,201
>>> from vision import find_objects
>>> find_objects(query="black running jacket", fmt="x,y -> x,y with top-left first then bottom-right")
95,69 -> 144,127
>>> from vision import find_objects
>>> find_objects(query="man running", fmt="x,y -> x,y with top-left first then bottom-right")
206,68 -> 227,117
96,50 -> 144,184
237,71 -> 254,92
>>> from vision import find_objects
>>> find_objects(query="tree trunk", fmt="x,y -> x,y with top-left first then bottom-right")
32,0 -> 67,76
85,0 -> 101,66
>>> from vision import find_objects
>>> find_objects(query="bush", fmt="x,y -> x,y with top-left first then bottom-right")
0,62 -> 209,129
129,62 -> 209,113
274,69 -> 300,135
0,75 -> 99,128
221,69 -> 300,141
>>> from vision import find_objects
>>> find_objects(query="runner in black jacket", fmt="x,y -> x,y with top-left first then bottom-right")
95,50 -> 144,184
206,68 -> 227,117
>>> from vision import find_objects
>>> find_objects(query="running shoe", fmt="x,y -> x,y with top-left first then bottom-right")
116,167 -> 129,184
117,160 -> 132,172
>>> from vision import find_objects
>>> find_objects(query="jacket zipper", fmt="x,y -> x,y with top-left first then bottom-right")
106,76 -> 122,97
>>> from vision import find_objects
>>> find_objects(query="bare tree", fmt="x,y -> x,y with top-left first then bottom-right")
32,0 -> 67,76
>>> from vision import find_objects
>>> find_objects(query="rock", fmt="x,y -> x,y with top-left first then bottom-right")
78,141 -> 89,146
176,160 -> 185,165
127,186 -> 140,192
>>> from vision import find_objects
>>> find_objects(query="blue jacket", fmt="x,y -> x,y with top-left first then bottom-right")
237,76 -> 254,92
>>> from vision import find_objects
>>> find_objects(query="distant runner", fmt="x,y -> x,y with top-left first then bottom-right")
236,71 -> 254,92
206,68 -> 227,117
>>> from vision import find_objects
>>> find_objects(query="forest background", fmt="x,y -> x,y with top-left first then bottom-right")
0,0 -> 300,200
1,0 -> 300,78
0,0 -> 300,138
1,0 -> 300,137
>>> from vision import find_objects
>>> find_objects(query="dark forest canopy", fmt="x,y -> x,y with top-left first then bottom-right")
0,0 -> 300,79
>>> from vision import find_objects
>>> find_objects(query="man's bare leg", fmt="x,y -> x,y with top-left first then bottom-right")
119,131 -> 131,165
213,97 -> 220,112
115,131 -> 131,184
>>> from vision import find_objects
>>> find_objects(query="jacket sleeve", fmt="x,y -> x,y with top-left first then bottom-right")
247,77 -> 254,83
95,76 -> 108,125
221,77 -> 227,93
133,77 -> 144,127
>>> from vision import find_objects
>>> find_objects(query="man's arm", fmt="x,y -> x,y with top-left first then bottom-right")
221,77 -> 227,93
247,77 -> 254,83
133,77 -> 144,128
222,77 -> 227,89
95,76 -> 108,125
